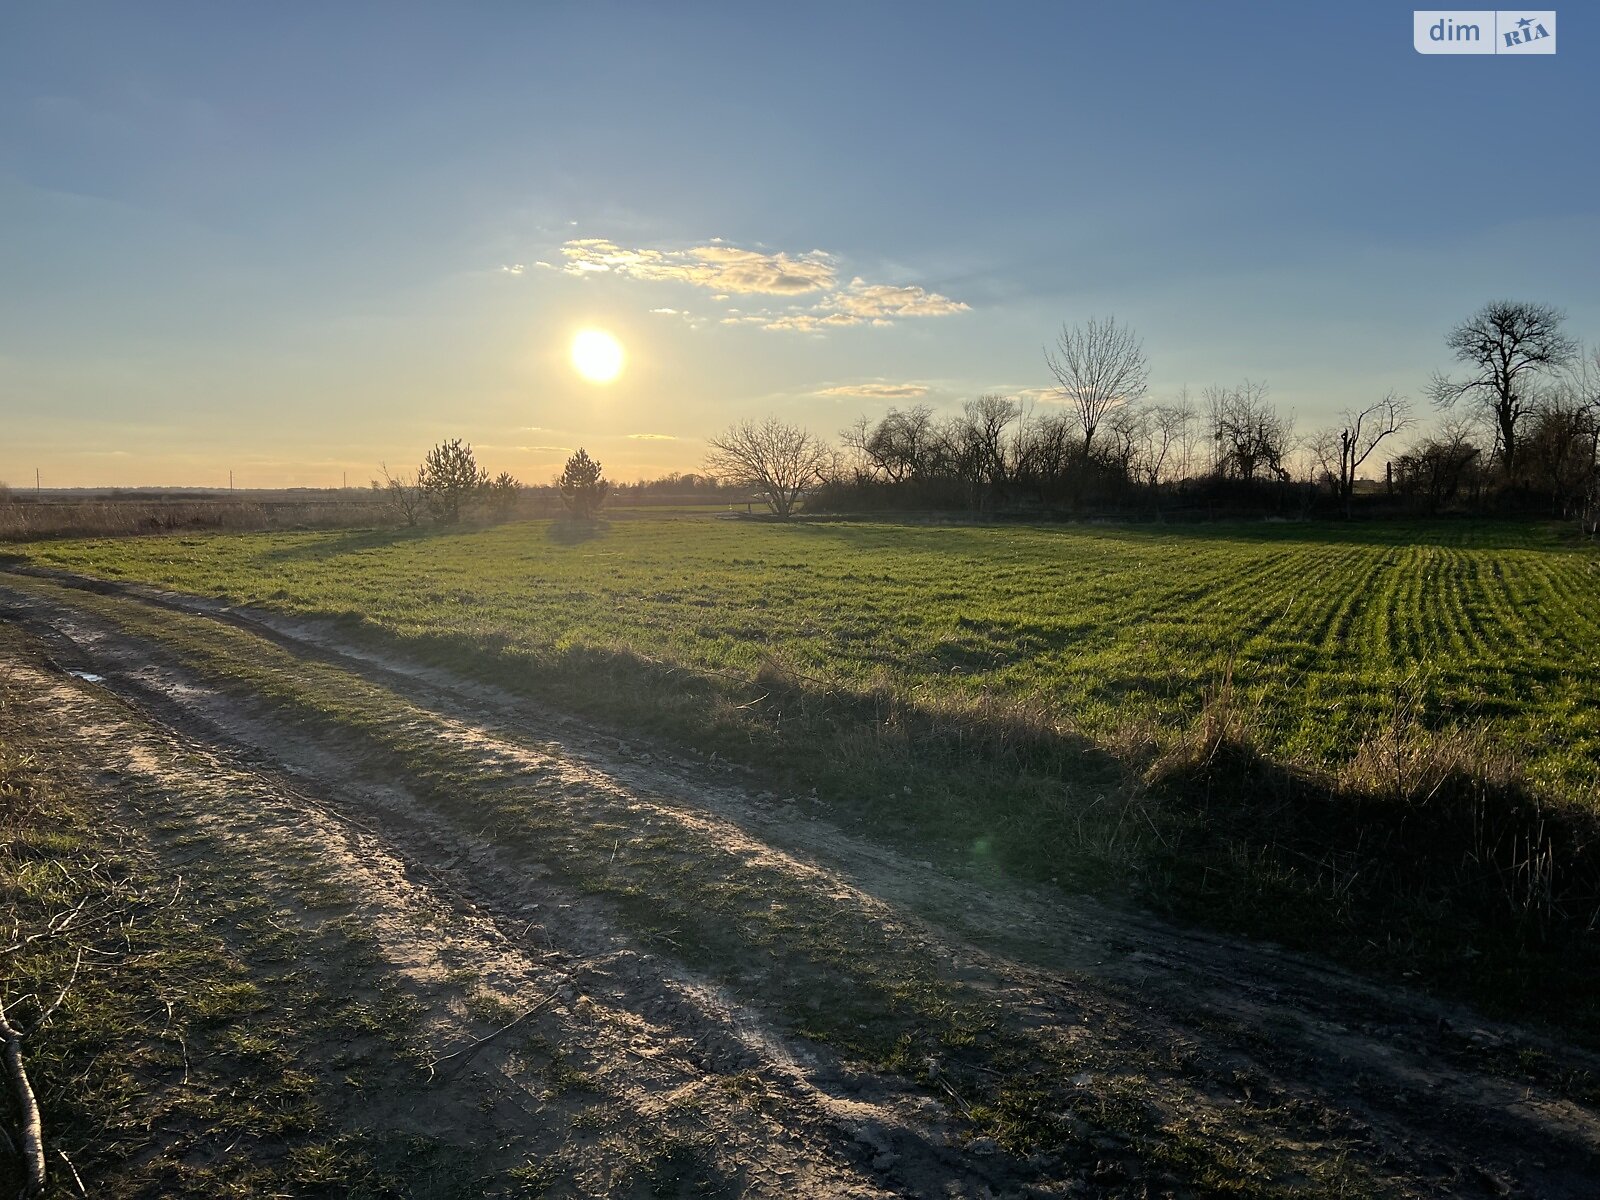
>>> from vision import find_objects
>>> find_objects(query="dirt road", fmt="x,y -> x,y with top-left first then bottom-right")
2,567 -> 1597,1198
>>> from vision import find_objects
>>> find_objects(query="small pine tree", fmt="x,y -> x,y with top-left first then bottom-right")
557,448 -> 609,519
417,439 -> 488,524
486,471 -> 523,521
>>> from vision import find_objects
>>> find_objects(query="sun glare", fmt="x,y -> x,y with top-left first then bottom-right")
571,328 -> 624,383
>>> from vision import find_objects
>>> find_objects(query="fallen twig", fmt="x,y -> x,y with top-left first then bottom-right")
426,993 -> 557,1083
56,1147 -> 87,1198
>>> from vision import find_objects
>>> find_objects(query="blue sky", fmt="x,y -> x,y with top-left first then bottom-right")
3,2 -> 1596,486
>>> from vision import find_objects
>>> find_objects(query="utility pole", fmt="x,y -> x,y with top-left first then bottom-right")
229,470 -> 234,492
35,467 -> 40,493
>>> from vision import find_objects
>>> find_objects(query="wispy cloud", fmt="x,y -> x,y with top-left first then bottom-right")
761,312 -> 865,333
627,432 -> 678,440
541,236 -> 969,334
1011,386 -> 1065,404
836,279 -> 968,319
558,239 -> 835,295
816,383 -> 931,399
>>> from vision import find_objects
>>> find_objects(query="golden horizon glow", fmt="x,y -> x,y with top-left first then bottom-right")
570,328 -> 625,383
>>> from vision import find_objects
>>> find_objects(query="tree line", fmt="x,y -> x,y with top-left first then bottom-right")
703,301 -> 1599,532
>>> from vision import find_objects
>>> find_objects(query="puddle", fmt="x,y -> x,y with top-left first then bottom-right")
68,670 -> 105,683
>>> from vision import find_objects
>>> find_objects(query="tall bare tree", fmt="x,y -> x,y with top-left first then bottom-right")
1139,399 -> 1194,488
1427,300 -> 1577,478
964,394 -> 1021,491
1315,393 -> 1415,516
705,417 -> 831,519
1044,316 -> 1149,453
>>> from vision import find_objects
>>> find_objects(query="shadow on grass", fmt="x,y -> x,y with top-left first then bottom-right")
355,617 -> 1600,1039
786,513 -> 1578,553
546,517 -> 609,545
257,526 -> 436,563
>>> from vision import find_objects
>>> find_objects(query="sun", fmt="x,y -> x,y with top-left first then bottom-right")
570,328 -> 624,383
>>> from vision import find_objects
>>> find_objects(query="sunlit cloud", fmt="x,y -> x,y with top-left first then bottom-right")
1012,386 -> 1066,404
539,236 -> 971,335
559,238 -> 835,295
761,312 -> 865,333
627,432 -> 678,440
499,263 -> 526,275
816,383 -> 930,399
836,279 -> 969,319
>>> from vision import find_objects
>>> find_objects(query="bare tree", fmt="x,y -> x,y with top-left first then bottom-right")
1044,316 -> 1149,453
1139,400 -> 1194,487
1319,393 -> 1414,516
705,417 -> 831,519
379,462 -> 425,527
1393,419 -> 1485,512
1207,380 -> 1293,482
881,404 -> 939,481
964,394 -> 1021,492
838,416 -> 879,483
1427,300 -> 1578,478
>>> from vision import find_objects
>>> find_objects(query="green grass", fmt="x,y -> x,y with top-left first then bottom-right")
8,516 -> 1600,1034
16,516 -> 1599,792
0,576 -> 1393,1194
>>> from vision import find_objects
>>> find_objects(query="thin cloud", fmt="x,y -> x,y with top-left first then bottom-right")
543,235 -> 971,334
627,433 -> 678,440
1012,386 -> 1065,404
761,312 -> 865,333
559,238 -> 835,295
817,382 -> 930,399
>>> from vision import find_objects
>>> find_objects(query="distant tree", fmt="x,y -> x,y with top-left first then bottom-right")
486,471 -> 524,521
1427,301 -> 1578,478
1313,393 -> 1415,516
416,439 -> 488,525
964,394 -> 1021,493
1207,380 -> 1293,482
1044,316 -> 1149,454
704,417 -> 831,518
556,449 -> 608,518
865,404 -> 940,482
378,462 -> 425,527
1393,419 -> 1484,512
1523,398 -> 1599,517
1139,398 -> 1195,487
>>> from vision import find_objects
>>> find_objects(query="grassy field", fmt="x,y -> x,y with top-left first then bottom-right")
15,516 -> 1599,789
10,515 -> 1600,1028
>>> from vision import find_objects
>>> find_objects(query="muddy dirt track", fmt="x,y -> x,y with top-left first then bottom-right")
3,567 -> 1598,1198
